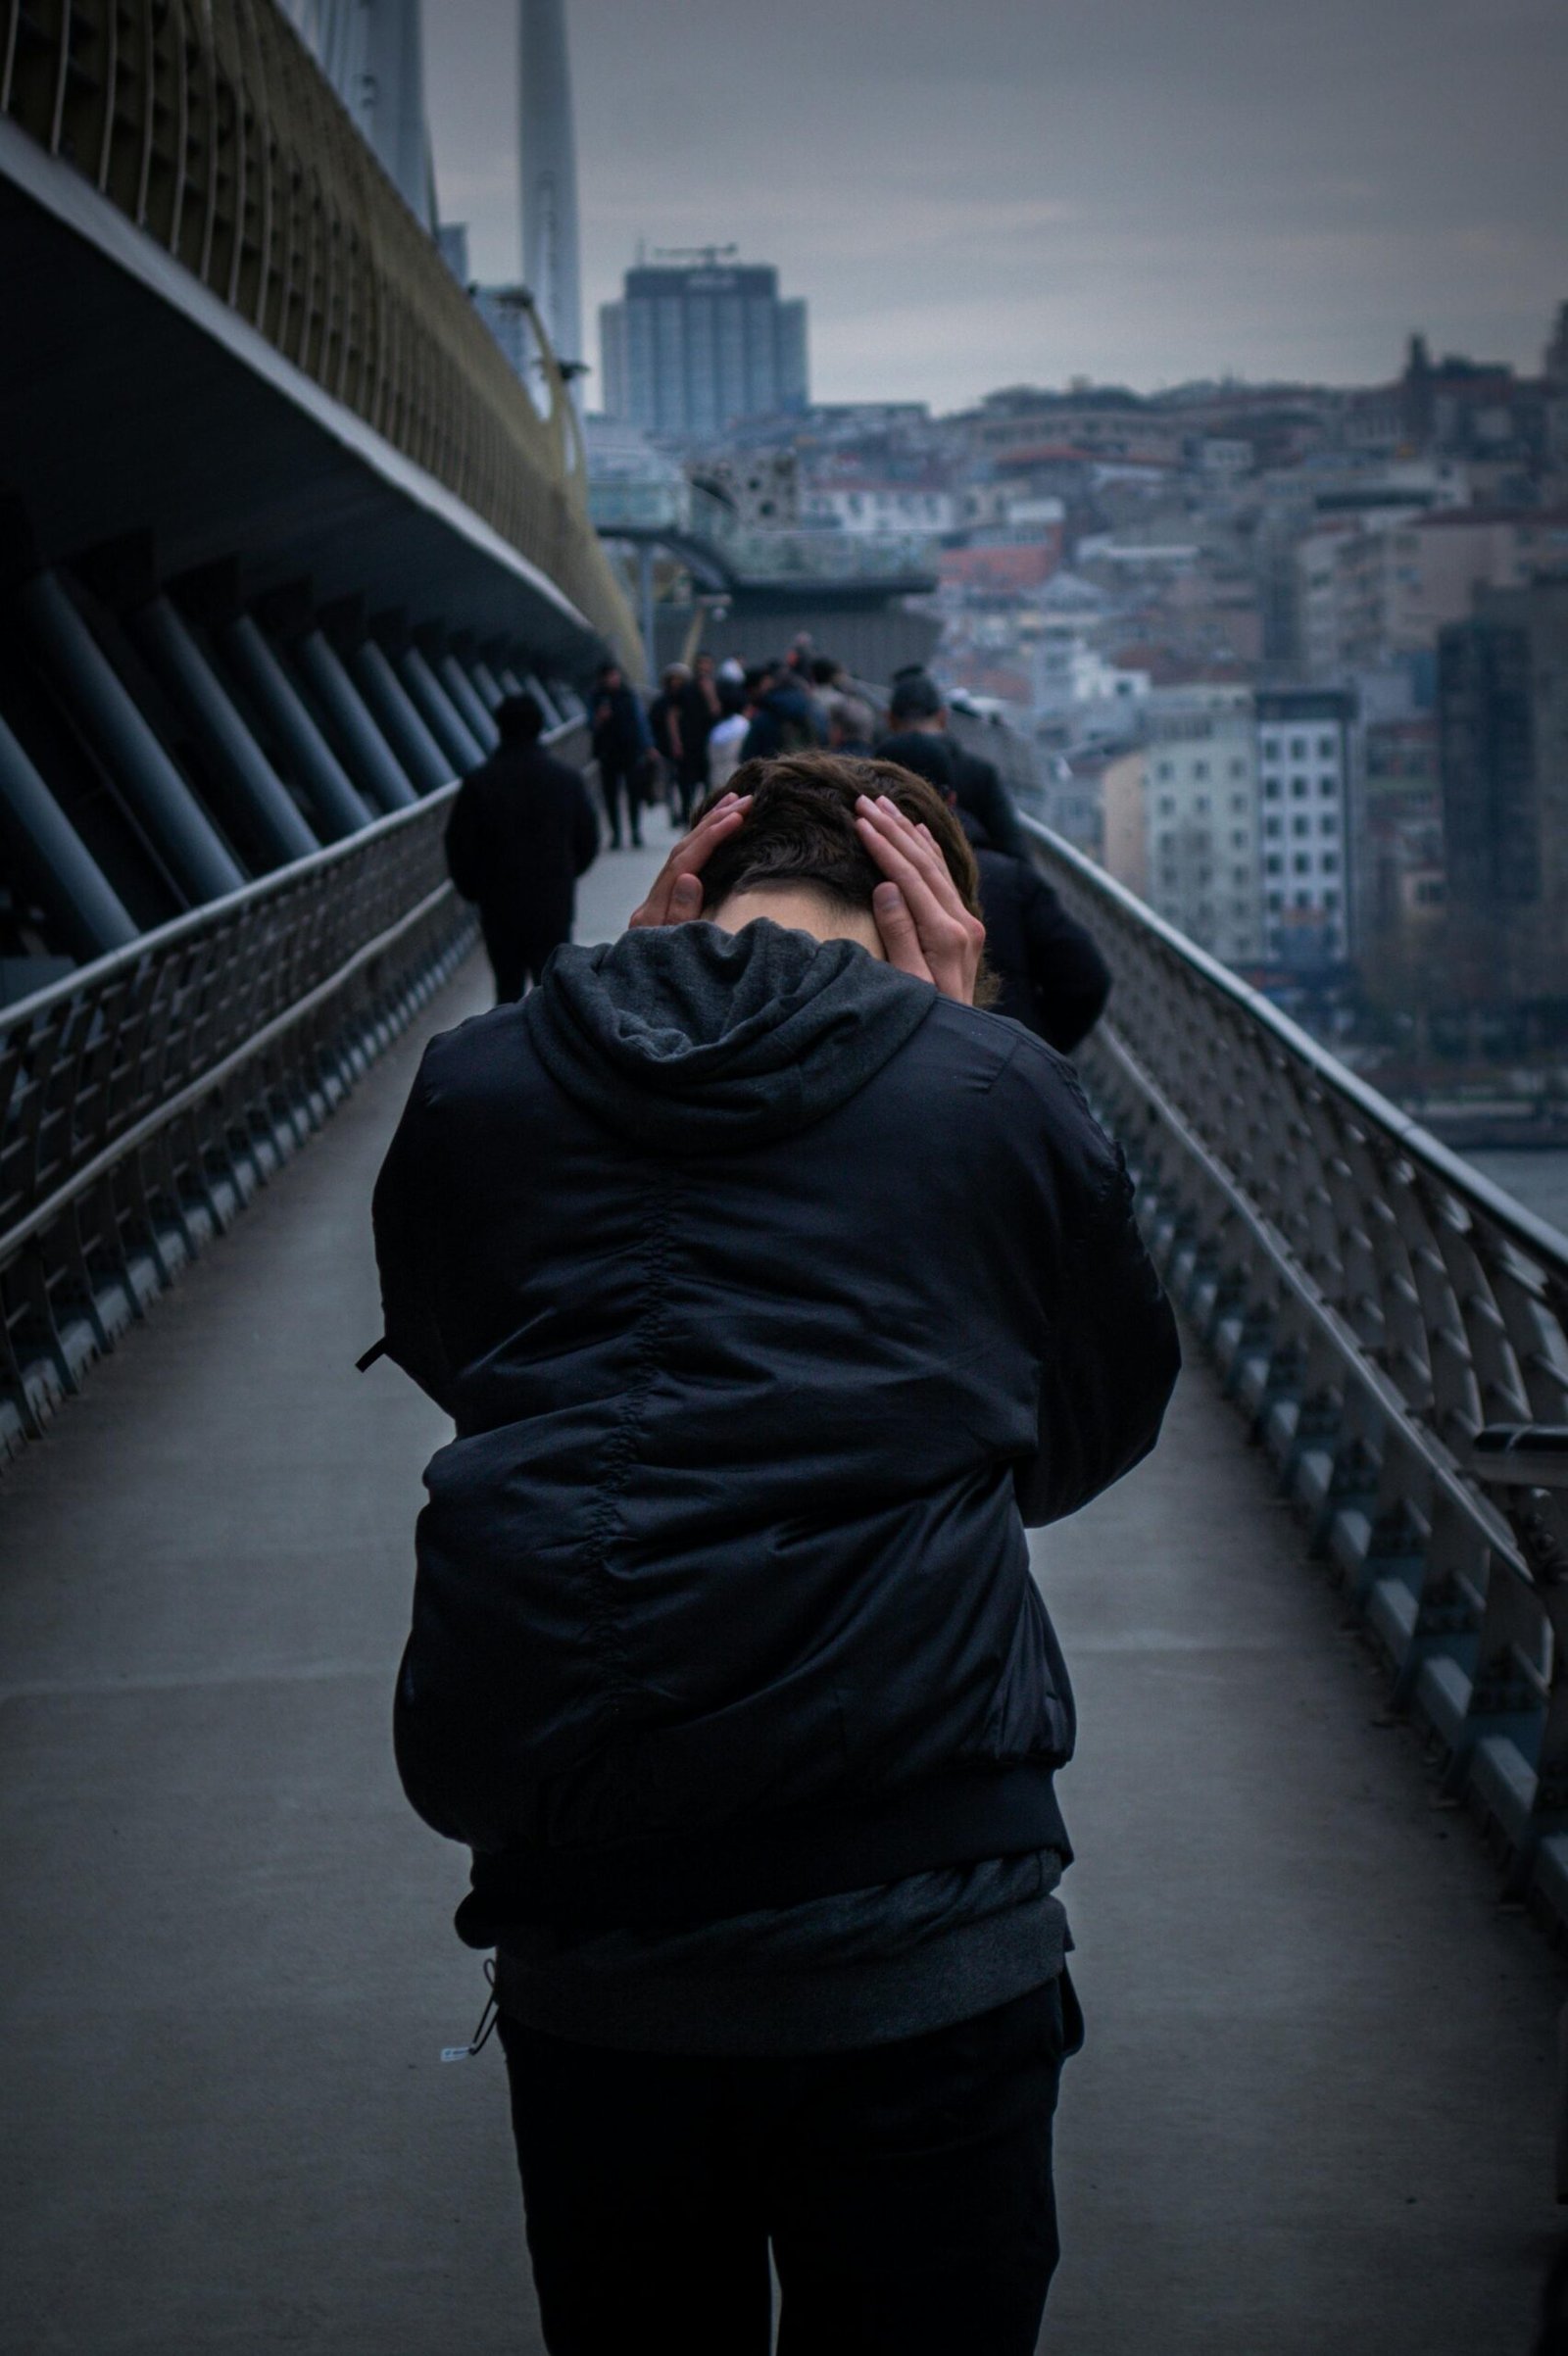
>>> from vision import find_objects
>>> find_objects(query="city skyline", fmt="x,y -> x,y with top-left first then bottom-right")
424,0 -> 1568,412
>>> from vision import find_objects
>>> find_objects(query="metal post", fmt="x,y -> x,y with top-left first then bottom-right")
348,640 -> 452,793
524,675 -> 564,730
18,569 -> 245,904
470,660 -> 506,712
134,598 -> 318,866
637,543 -> 657,679
436,651 -> 500,752
0,709 -> 138,957
222,614 -> 371,842
498,665 -> 527,697
396,645 -> 485,772
293,631 -> 416,812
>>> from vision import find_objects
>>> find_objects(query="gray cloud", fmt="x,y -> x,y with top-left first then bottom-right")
423,0 -> 1568,406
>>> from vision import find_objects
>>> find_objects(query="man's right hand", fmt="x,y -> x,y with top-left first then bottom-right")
628,792 -> 753,929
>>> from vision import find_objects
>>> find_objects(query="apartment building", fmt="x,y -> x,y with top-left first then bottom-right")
1142,687 -> 1262,966
1255,690 -> 1354,967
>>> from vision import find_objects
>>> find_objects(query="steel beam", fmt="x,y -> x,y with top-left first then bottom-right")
294,632 -> 417,812
469,661 -> 506,712
436,652 -> 500,752
222,615 -> 371,841
348,641 -> 452,794
396,645 -> 485,772
135,598 -> 318,866
18,570 -> 245,904
0,709 -> 137,958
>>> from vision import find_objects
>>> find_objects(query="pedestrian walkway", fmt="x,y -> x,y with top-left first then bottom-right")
0,837 -> 1561,2354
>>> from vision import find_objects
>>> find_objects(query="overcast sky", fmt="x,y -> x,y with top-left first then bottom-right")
424,0 -> 1567,413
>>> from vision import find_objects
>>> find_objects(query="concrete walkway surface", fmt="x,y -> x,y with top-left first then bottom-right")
0,834 -> 1562,2354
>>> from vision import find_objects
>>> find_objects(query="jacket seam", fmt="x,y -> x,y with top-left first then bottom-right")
577,1162 -> 679,1719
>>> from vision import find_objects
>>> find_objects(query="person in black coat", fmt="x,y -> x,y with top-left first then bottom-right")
373,753 -> 1178,2355
879,730 -> 1111,1051
875,668 -> 1033,861
444,693 -> 599,1002
589,662 -> 651,848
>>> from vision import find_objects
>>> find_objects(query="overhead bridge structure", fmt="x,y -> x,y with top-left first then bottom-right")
2,9 -> 1567,2351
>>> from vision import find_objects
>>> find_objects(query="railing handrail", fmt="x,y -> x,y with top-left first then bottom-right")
1018,811 -> 1568,1274
0,721 -> 577,1040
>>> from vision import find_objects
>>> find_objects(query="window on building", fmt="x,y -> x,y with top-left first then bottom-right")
1293,854 -> 1310,874
1231,793 -> 1248,812
1265,855 -> 1282,875
1267,889 -> 1284,910
1195,795 -> 1210,813
1320,814 -> 1337,835
1193,761 -> 1209,781
1229,759 -> 1248,779
1290,737 -> 1307,759
1324,890 -> 1340,911
1233,865 -> 1250,886
1293,816 -> 1309,837
1291,777 -> 1308,798
1232,829 -> 1249,848
1322,853 -> 1339,873
1264,817 -> 1281,839
1158,796 -> 1175,815
1319,777 -> 1337,798
1155,761 -> 1173,780
1262,734 -> 1281,761
1317,735 -> 1337,760
1264,778 -> 1281,800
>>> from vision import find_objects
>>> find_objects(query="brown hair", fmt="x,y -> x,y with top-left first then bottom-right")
696,752 -> 975,913
695,752 -> 996,1004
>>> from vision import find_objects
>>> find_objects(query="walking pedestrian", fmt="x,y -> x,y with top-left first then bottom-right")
590,661 -> 651,848
443,693 -> 599,1003
373,750 -> 1179,2354
876,669 -> 1032,861
675,652 -> 722,822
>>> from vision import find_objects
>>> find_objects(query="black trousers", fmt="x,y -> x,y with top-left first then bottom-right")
598,759 -> 642,847
480,914 -> 568,1004
499,1974 -> 1079,2355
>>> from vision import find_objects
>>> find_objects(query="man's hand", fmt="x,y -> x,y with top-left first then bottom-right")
628,792 -> 752,929
856,795 -> 986,1005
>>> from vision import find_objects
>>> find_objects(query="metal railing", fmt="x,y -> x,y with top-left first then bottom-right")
0,0 -> 638,663
0,768 -> 476,1458
1024,813 -> 1568,1932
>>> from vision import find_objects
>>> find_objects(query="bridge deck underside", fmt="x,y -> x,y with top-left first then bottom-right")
0,847 -> 1560,2354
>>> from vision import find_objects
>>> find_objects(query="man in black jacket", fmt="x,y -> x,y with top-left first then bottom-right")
444,693 -> 598,1002
375,754 -> 1179,2355
875,667 -> 1033,860
884,730 -> 1112,1051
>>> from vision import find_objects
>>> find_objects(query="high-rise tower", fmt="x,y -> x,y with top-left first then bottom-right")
519,0 -> 584,382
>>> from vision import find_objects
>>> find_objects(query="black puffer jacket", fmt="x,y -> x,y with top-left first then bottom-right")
373,921 -> 1178,1936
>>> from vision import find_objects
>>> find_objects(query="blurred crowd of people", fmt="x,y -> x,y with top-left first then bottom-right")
447,645 -> 1111,1055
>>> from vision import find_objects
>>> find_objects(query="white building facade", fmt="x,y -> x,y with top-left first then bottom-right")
1143,688 -> 1263,967
1254,690 -> 1355,967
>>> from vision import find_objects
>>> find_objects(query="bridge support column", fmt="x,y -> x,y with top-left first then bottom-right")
470,660 -> 506,712
222,616 -> 371,841
347,641 -> 452,793
395,645 -> 485,773
293,632 -> 417,812
134,598 -> 318,866
435,651 -> 500,752
18,570 -> 245,905
0,709 -> 137,958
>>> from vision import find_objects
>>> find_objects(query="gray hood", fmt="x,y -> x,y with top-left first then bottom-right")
522,919 -> 936,1154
